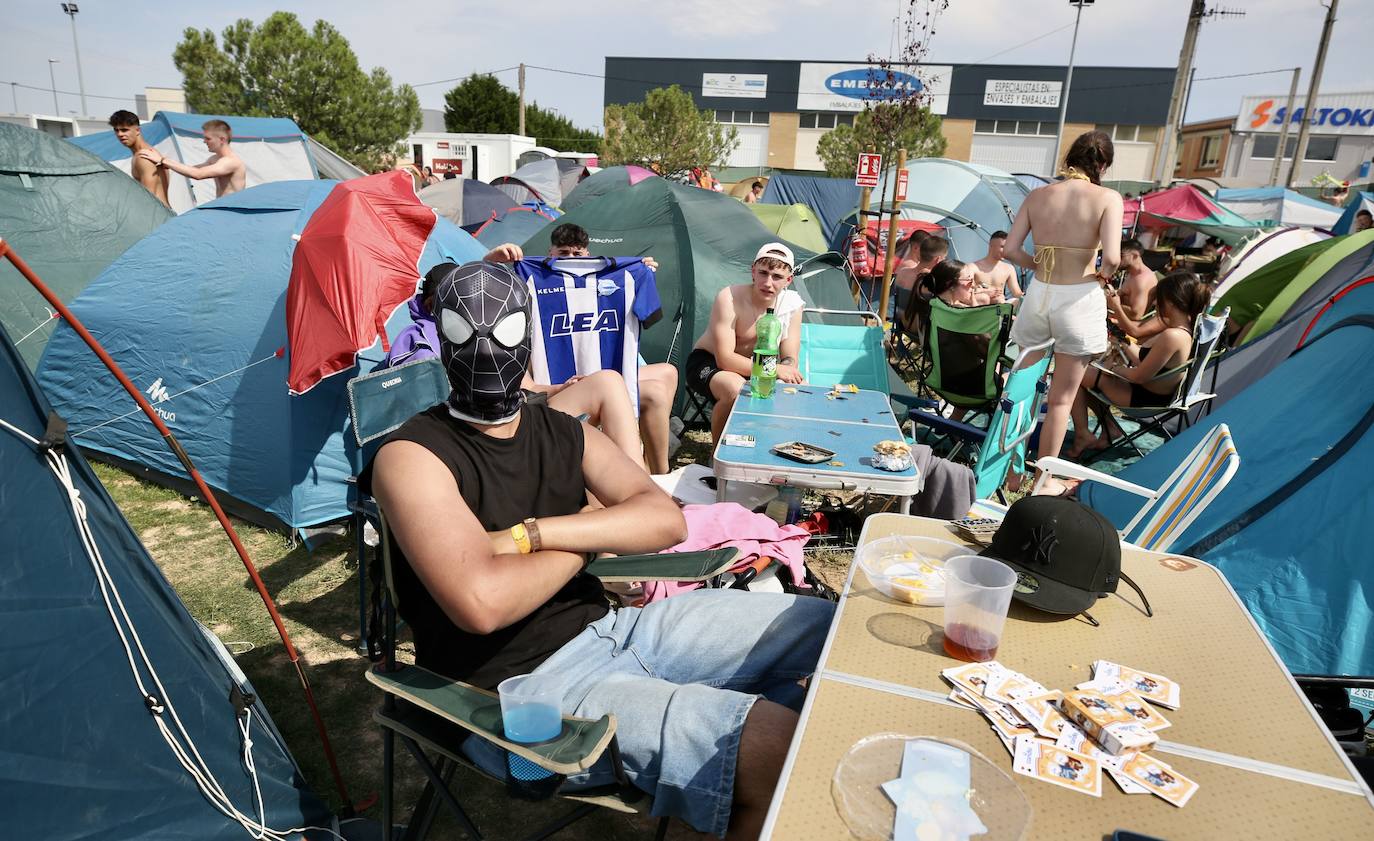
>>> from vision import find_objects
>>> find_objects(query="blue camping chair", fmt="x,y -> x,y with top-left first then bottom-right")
799,308 -> 925,414
910,340 -> 1054,500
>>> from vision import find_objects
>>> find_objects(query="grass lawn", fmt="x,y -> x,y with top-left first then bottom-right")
97,429 -> 856,840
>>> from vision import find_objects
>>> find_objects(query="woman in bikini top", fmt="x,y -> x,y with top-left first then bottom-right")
1066,271 -> 1212,459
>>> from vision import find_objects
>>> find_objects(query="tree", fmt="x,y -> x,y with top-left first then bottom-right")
816,102 -> 946,177
600,85 -> 737,180
819,1 -> 950,177
173,13 -> 420,171
443,74 -> 601,153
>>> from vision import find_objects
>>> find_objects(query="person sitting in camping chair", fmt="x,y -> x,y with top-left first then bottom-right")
363,260 -> 833,840
384,259 -> 648,471
687,243 -> 806,443
1066,271 -> 1210,460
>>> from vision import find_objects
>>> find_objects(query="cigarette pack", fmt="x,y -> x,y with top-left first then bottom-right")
1061,689 -> 1158,755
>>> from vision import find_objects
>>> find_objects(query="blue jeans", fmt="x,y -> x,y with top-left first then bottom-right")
463,589 -> 834,836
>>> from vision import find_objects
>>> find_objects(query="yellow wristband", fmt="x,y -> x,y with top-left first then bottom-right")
510,522 -> 532,554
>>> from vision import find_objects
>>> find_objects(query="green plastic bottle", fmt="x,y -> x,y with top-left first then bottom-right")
750,307 -> 781,399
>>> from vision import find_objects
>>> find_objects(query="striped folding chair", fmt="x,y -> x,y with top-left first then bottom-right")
1028,423 -> 1239,552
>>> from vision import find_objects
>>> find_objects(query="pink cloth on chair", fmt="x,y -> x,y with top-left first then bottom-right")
640,503 -> 811,604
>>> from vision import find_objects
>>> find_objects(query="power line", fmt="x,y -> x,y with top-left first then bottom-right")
410,66 -> 519,89
3,79 -> 135,104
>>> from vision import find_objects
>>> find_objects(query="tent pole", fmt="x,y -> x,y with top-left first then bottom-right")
0,237 -> 355,815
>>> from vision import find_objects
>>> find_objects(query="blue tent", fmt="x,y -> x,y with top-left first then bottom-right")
0,320 -> 329,838
831,159 -> 1031,267
69,111 -> 364,214
37,180 -> 486,531
473,205 -> 556,248
1332,191 -> 1374,235
761,174 -> 861,246
1081,271 -> 1374,683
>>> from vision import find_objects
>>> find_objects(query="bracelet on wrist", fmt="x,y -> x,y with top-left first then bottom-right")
510,522 -> 532,554
522,517 -> 542,553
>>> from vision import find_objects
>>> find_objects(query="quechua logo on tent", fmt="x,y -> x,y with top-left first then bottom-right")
145,377 -> 176,422
825,68 -> 924,101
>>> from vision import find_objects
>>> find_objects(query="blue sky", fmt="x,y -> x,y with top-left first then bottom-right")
3,0 -> 1369,133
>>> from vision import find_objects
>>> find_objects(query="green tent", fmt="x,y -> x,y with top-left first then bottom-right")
0,123 -> 172,369
747,202 -> 830,254
1214,230 -> 1374,346
521,178 -> 856,406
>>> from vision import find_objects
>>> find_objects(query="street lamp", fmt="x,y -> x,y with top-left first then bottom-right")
1051,0 -> 1095,175
60,3 -> 88,117
47,58 -> 61,115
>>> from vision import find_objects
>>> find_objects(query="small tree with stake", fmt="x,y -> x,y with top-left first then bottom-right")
600,85 -> 738,181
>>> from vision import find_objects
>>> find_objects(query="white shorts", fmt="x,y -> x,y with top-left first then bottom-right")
1009,279 -> 1108,357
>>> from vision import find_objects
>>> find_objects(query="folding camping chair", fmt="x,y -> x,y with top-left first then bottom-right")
368,505 -> 740,841
1081,307 -> 1229,463
1024,423 -> 1239,553
921,298 -> 1016,425
908,340 -> 1054,499
891,277 -> 935,383
798,308 -> 925,416
347,358 -> 451,652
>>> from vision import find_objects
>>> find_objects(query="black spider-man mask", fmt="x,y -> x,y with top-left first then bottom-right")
433,261 -> 531,424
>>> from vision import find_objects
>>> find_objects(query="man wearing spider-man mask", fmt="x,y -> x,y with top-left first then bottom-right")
432,261 -> 534,424
361,260 -> 833,839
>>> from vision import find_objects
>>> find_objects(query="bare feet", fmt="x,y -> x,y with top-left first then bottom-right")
1064,436 -> 1110,461
1032,476 -> 1082,497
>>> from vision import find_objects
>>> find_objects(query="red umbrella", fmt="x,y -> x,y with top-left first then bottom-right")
285,171 -> 436,395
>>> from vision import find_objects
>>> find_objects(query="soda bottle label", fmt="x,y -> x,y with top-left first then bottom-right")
761,355 -> 777,376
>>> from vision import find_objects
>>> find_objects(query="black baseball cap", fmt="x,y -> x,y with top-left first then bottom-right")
979,497 -> 1121,618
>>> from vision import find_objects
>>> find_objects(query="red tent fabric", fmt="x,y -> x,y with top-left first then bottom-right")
1122,184 -> 1222,229
285,171 -> 436,395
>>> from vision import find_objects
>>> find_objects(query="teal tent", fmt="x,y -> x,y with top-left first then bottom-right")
0,123 -> 172,369
521,178 -> 856,408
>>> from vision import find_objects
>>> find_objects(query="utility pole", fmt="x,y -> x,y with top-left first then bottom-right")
1052,0 -> 1092,175
10,82 -> 18,113
47,59 -> 60,114
1287,0 -> 1339,188
1269,67 -> 1301,187
60,3 -> 87,117
1154,1 -> 1244,184
518,63 -> 526,137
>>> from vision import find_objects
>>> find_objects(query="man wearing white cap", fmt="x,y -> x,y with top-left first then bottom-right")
687,242 -> 806,442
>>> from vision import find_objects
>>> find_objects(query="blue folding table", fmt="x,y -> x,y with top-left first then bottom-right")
713,386 -> 923,513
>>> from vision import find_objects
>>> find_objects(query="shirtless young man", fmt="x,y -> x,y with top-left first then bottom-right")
1117,239 -> 1157,321
687,243 -> 806,443
137,119 -> 245,198
1003,130 -> 1123,496
973,231 -> 1022,302
109,110 -> 168,208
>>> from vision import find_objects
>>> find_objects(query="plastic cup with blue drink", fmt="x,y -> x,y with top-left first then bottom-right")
498,673 -> 566,799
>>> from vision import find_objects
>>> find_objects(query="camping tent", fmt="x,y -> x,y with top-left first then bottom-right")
1204,230 -> 1374,412
491,158 -> 586,208
840,159 -> 1030,266
473,205 -> 557,248
1210,226 -> 1332,303
561,165 -> 658,211
1332,191 -> 1374,235
0,320 -> 330,839
1213,230 -> 1374,347
68,111 -> 364,214
37,179 -> 486,531
747,202 -> 830,254
1014,172 -> 1052,191
418,177 -> 522,230
1080,272 -> 1374,683
520,177 -> 856,404
761,174 -> 862,246
0,122 -> 173,370
1215,186 -> 1344,229
1123,184 -> 1272,245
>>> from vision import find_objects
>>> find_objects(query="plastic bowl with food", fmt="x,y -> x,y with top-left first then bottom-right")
856,535 -> 967,605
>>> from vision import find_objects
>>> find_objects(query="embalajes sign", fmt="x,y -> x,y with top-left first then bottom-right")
983,79 -> 1062,108
1237,91 -> 1374,136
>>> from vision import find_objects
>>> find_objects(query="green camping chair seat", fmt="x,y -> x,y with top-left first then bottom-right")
925,298 -> 1015,413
